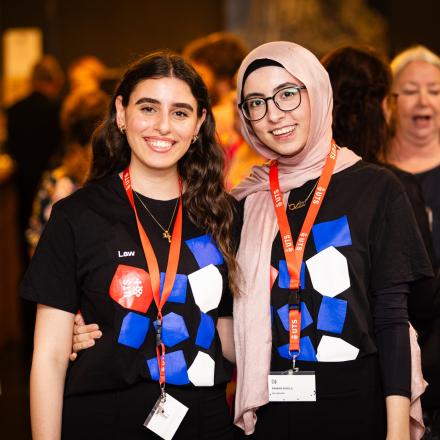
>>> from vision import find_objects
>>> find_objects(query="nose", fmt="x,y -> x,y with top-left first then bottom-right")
155,111 -> 171,134
417,89 -> 430,106
266,99 -> 285,123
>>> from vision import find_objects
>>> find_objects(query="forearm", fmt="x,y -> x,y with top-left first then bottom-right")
30,355 -> 69,440
30,304 -> 74,440
217,317 -> 236,363
385,395 -> 410,440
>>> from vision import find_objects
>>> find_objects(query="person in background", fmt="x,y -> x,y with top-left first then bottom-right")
6,55 -> 64,355
6,55 -> 64,265
386,46 -> 440,265
183,32 -> 264,187
26,89 -> 109,255
384,44 -> 440,440
322,44 -> 440,440
68,55 -> 107,94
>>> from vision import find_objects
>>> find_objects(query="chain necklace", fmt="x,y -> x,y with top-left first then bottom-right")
133,191 -> 179,243
288,181 -> 319,211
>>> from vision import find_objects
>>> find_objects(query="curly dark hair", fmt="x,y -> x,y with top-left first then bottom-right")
321,45 -> 392,163
89,50 -> 238,294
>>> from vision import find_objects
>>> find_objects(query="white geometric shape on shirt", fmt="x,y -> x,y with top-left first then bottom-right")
187,351 -> 215,386
316,335 -> 359,362
188,264 -> 223,313
306,246 -> 350,297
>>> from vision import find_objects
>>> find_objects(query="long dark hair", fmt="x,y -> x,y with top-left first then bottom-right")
321,45 -> 391,163
89,51 -> 238,294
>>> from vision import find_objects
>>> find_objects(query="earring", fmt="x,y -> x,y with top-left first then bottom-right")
191,134 -> 199,144
119,125 -> 126,135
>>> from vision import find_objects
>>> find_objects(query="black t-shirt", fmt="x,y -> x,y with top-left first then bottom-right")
267,161 -> 432,395
415,165 -> 440,267
21,174 -> 233,396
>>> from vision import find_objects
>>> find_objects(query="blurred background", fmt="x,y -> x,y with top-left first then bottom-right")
0,0 -> 438,437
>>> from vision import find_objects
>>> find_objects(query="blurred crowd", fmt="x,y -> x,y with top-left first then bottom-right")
0,32 -> 439,439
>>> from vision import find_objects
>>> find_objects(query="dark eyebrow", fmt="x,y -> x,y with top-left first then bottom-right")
134,97 -> 194,112
243,82 -> 301,100
273,82 -> 299,93
134,97 -> 160,105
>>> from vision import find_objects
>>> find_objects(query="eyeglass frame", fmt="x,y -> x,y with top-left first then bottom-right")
238,85 -> 307,122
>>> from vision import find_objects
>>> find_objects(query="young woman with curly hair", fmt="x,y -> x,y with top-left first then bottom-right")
22,51 -> 238,440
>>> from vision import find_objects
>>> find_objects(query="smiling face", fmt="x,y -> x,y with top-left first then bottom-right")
115,76 -> 206,176
242,66 -> 310,157
392,60 -> 440,145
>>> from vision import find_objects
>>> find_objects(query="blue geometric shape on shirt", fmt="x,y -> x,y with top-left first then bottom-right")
278,260 -> 306,289
118,312 -> 150,349
185,234 -> 224,268
277,336 -> 317,361
312,215 -> 352,253
147,350 -> 190,385
277,302 -> 313,332
160,272 -> 187,304
153,312 -> 189,347
297,336 -> 317,361
195,312 -> 215,349
317,296 -> 348,334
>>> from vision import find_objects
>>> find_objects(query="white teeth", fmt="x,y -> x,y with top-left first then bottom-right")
147,139 -> 173,148
272,126 -> 295,136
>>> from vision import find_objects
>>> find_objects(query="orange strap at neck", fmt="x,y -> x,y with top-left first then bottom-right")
122,167 -> 183,386
269,140 -> 337,353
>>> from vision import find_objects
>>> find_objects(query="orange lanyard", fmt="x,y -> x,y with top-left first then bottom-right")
122,168 -> 183,390
269,141 -> 337,357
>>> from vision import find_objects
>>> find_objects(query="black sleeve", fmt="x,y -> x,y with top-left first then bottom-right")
20,202 -> 80,314
392,170 -> 440,325
372,284 -> 411,398
370,185 -> 433,292
369,180 -> 432,398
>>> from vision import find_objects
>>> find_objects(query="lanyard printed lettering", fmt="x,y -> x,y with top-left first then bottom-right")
269,141 -> 337,362
122,168 -> 182,398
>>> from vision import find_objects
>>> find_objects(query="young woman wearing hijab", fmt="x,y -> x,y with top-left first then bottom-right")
231,41 -> 432,440
21,51 -> 238,440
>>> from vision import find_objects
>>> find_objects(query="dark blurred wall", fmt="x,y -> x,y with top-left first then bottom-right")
371,0 -> 440,56
0,0 -> 224,71
1,0 -> 439,72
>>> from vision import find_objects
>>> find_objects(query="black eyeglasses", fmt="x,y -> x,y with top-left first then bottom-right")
239,86 -> 307,122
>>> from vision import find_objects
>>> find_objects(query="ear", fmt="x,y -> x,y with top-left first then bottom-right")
382,95 -> 392,125
115,96 -> 126,128
194,108 -> 207,136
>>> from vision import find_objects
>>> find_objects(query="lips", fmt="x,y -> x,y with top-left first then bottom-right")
271,125 -> 296,137
412,115 -> 432,129
143,137 -> 175,152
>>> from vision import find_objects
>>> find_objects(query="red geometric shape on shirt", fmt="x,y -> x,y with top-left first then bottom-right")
270,265 -> 279,291
109,265 -> 153,313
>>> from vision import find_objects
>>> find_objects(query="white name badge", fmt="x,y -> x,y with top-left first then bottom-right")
268,371 -> 316,402
144,393 -> 188,440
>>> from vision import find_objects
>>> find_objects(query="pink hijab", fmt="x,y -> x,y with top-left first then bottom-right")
232,41 -> 426,439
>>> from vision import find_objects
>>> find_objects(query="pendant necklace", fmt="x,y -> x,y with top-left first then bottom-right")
288,181 -> 319,211
133,191 -> 179,243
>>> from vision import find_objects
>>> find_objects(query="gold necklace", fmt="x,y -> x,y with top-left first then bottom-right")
134,191 -> 179,243
288,181 -> 318,211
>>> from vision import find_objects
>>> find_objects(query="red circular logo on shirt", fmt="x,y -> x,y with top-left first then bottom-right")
109,265 -> 153,313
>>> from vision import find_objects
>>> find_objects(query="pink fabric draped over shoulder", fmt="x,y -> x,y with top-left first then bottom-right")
231,41 -> 425,439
